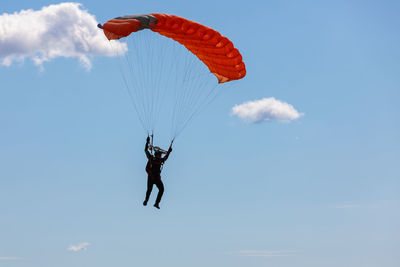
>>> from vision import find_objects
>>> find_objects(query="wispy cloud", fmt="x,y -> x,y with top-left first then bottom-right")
333,204 -> 362,209
231,250 -> 297,257
67,242 -> 91,252
0,2 -> 126,70
232,97 -> 303,123
332,200 -> 400,209
0,257 -> 22,260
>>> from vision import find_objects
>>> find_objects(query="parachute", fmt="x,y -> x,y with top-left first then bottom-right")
99,13 -> 246,140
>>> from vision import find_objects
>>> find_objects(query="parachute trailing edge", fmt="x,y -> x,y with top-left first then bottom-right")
100,13 -> 246,83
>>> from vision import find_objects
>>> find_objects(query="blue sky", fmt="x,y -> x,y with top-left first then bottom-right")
1,1 -> 399,267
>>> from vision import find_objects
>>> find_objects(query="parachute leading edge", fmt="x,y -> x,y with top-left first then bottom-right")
99,13 -> 246,83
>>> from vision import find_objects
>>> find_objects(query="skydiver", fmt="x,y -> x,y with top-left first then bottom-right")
143,136 -> 173,209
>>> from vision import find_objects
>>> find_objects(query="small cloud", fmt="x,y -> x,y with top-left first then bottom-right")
333,204 -> 362,209
0,2 -> 127,70
67,242 -> 91,252
0,257 -> 22,260
231,250 -> 297,257
232,97 -> 303,123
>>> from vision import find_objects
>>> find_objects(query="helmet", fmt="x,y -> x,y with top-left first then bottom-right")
152,146 -> 167,155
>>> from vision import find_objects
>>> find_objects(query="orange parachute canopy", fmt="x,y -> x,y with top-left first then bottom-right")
99,13 -> 246,83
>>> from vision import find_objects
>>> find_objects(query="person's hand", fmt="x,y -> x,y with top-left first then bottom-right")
146,136 -> 150,143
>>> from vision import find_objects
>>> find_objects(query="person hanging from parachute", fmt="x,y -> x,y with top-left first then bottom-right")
143,135 -> 173,209
98,13 -> 246,209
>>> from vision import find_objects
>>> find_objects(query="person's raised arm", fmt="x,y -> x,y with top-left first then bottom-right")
162,141 -> 173,162
145,136 -> 151,159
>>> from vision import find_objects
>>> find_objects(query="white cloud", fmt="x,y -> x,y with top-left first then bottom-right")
0,2 -> 126,70
232,97 -> 303,123
233,250 -> 297,257
333,204 -> 362,209
67,242 -> 91,252
0,257 -> 22,260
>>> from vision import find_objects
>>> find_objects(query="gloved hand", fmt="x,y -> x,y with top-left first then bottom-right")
146,136 -> 150,143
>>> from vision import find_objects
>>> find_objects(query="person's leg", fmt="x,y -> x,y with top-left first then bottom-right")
143,178 -> 153,206
154,179 -> 164,208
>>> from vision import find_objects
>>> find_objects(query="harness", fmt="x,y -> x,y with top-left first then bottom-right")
146,157 -> 164,177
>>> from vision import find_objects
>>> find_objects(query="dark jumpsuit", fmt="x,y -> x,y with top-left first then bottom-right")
144,141 -> 171,205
